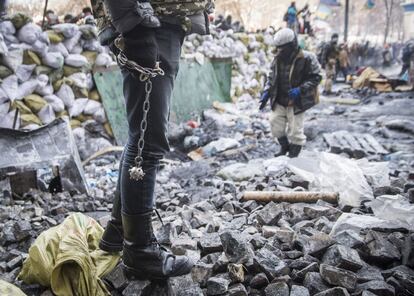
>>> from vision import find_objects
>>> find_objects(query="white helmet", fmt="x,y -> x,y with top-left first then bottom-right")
274,28 -> 296,47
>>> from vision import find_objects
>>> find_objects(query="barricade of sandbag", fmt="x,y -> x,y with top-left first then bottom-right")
0,14 -> 116,138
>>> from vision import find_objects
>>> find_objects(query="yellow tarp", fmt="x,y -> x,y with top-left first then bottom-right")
0,280 -> 27,296
352,67 -> 381,89
18,213 -> 120,296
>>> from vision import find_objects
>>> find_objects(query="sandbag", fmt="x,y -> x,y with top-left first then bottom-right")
49,42 -> 69,57
11,13 -> 32,30
0,88 -> 8,104
95,53 -> 113,67
56,84 -> 75,108
47,30 -> 64,43
56,109 -> 69,118
3,34 -> 19,44
64,31 -> 82,52
62,65 -> 82,77
53,77 -> 73,92
17,22 -> 42,44
0,110 -> 19,129
18,213 -> 119,296
23,94 -> 47,113
52,23 -> 79,39
15,64 -> 36,82
88,89 -> 101,101
70,119 -> 82,128
44,94 -> 65,112
94,107 -> 107,123
69,98 -> 88,117
0,20 -> 16,36
86,73 -> 95,90
20,113 -> 42,126
38,104 -> 56,124
0,102 -> 10,116
104,122 -> 113,137
0,65 -> 13,79
12,100 -> 32,114
49,68 -> 64,84
35,74 -> 49,89
84,99 -> 101,115
72,85 -> 89,98
79,24 -> 98,40
23,50 -> 41,65
65,54 -> 89,67
82,51 -> 98,65
16,80 -> 39,101
2,48 -> 24,72
31,40 -> 49,57
0,279 -> 26,296
82,39 -> 102,52
65,54 -> 88,67
0,34 -> 8,55
71,44 -> 84,54
68,72 -> 88,89
35,83 -> 54,96
42,52 -> 64,69
1,75 -> 18,101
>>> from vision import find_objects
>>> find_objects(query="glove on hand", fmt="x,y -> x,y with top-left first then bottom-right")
288,87 -> 301,104
136,1 -> 161,28
259,90 -> 269,110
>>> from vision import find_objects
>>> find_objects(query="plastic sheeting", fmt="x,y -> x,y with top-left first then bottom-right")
287,152 -> 374,207
18,213 -> 119,296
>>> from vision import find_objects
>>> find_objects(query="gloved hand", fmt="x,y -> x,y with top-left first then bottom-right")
259,90 -> 269,110
123,25 -> 158,69
288,87 -> 301,104
135,1 -> 161,28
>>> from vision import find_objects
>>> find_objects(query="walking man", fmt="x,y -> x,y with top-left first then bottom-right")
92,0 -> 214,280
260,28 -> 322,158
322,33 -> 339,94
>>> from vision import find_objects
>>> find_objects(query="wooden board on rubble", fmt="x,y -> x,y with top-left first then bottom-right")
323,130 -> 388,158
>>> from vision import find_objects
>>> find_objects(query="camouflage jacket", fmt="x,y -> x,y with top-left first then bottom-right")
91,0 -> 214,39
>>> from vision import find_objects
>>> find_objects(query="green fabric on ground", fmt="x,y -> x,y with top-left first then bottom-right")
0,280 -> 27,296
18,213 -> 120,296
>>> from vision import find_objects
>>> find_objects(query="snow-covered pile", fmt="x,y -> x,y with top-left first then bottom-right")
183,28 -> 277,100
0,14 -> 115,136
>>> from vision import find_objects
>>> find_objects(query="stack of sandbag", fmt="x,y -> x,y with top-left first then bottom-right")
0,13 -> 116,138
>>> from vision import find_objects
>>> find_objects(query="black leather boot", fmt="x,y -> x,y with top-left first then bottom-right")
275,136 -> 290,157
99,190 -> 123,252
289,144 -> 302,158
121,211 -> 194,280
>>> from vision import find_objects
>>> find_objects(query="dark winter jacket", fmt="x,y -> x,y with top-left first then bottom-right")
264,49 -> 322,114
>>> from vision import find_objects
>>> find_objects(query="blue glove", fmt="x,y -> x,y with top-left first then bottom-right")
288,87 -> 301,104
259,90 -> 269,110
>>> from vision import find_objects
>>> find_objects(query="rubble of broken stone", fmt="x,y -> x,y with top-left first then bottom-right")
2,88 -> 414,295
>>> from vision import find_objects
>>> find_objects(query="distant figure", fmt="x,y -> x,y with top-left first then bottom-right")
284,2 -> 298,33
400,41 -> 414,76
64,14 -> 75,23
322,33 -> 340,94
44,10 -> 59,29
300,4 -> 312,35
382,44 -> 392,67
0,0 -> 8,19
338,43 -> 351,82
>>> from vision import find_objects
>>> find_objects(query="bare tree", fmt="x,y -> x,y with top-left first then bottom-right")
383,0 -> 396,44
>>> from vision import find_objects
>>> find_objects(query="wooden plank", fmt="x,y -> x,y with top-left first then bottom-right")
333,131 -> 353,154
323,133 -> 341,153
363,134 -> 389,154
342,132 -> 366,158
355,135 -> 377,154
